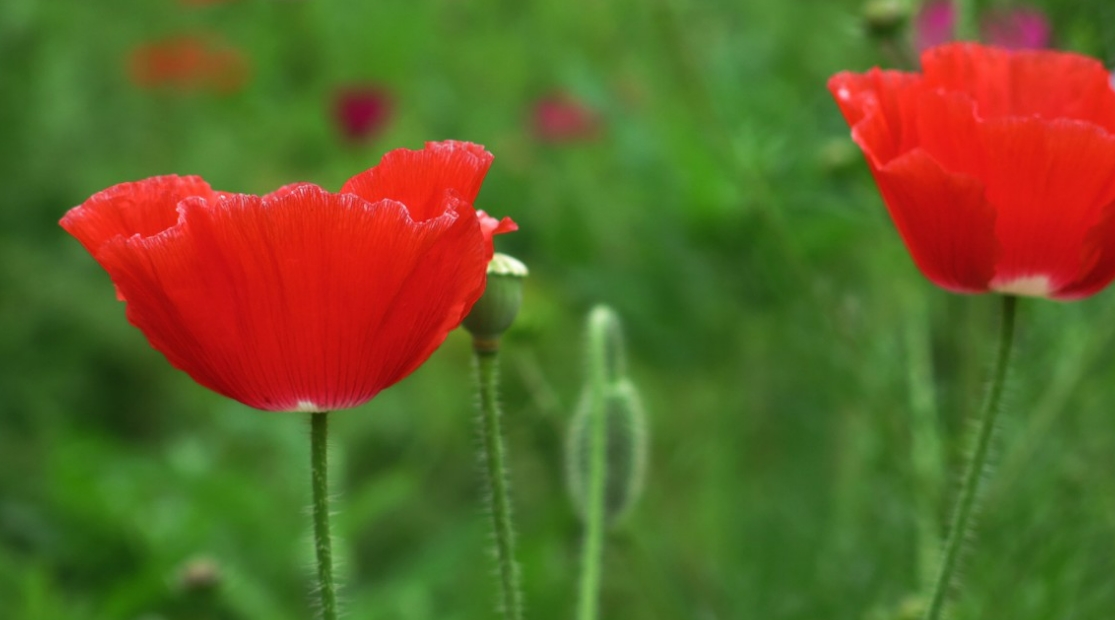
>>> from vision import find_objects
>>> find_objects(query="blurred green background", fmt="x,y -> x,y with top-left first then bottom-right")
4,0 -> 1115,618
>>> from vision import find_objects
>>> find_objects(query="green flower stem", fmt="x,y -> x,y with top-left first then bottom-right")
474,348 -> 524,620
923,295 -> 1018,620
955,0 -> 978,41
904,298 -> 944,585
575,312 -> 611,620
310,411 -> 337,620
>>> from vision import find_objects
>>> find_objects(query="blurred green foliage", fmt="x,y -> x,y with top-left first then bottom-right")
3,0 -> 1115,618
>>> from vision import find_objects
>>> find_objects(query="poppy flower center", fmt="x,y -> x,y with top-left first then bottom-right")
990,274 -> 1053,298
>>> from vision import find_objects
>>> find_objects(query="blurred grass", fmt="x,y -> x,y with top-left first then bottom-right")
3,0 -> 1115,618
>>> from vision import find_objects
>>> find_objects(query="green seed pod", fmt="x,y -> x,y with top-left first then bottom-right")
862,0 -> 908,40
463,253 -> 528,349
566,377 -> 649,527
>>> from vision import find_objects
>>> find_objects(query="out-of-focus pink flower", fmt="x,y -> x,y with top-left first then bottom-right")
532,93 -> 601,142
913,1 -> 1050,52
128,36 -> 249,94
981,7 -> 1050,50
914,0 -> 954,53
333,86 -> 393,143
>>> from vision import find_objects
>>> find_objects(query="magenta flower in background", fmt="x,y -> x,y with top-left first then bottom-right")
914,0 -> 955,52
334,86 -> 393,143
532,93 -> 601,143
981,6 -> 1051,50
914,1 -> 1050,52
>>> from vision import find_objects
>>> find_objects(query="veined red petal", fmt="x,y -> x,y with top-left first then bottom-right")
831,43 -> 1115,300
832,69 -> 998,291
96,185 -> 489,412
977,117 -> 1115,294
871,150 -> 998,292
1057,203 -> 1115,299
920,43 -> 1115,131
59,175 -> 218,257
829,69 -> 925,167
477,210 -> 518,244
341,140 -> 494,221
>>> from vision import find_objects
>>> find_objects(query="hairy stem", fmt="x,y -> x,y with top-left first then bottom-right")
576,310 -> 612,620
475,348 -> 524,620
310,412 -> 337,620
923,295 -> 1018,620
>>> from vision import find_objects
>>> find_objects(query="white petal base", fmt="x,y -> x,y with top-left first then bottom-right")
991,274 -> 1053,298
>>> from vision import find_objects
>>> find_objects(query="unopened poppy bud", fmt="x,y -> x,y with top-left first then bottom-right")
862,0 -> 908,40
896,596 -> 925,620
176,555 -> 221,592
463,253 -> 528,350
586,305 -> 627,383
818,137 -> 860,175
566,378 -> 649,527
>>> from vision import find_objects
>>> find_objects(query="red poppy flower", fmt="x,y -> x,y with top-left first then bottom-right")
828,43 -> 1115,300
61,141 -> 516,411
128,36 -> 249,93
532,93 -> 601,142
334,85 -> 393,142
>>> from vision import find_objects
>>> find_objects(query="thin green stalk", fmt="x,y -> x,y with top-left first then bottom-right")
923,295 -> 1018,620
575,313 -> 611,620
310,412 -> 337,620
991,312 -> 1115,501
954,0 -> 978,41
904,296 -> 944,585
475,349 -> 523,620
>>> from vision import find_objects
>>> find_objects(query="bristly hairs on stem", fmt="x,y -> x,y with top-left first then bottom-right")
464,253 -> 528,620
474,349 -> 525,620
922,295 -> 1018,620
309,411 -> 340,620
571,306 -> 649,620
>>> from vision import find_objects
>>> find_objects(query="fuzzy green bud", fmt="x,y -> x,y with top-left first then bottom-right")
818,137 -> 860,175
862,0 -> 908,40
566,307 -> 648,528
586,305 -> 627,383
463,253 -> 528,351
176,555 -> 221,592
567,378 -> 648,527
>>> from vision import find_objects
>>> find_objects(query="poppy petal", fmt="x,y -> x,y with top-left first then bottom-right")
871,150 -> 998,292
975,117 -> 1115,294
341,140 -> 494,221
97,185 -> 488,412
833,70 -> 998,291
477,210 -> 518,244
920,43 -> 1115,131
59,175 -> 217,257
829,69 -> 925,167
1057,203 -> 1115,299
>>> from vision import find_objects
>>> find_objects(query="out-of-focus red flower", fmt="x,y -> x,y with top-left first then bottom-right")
179,0 -> 237,6
60,141 -> 516,412
334,86 -> 393,142
532,94 -> 601,142
913,1 -> 1050,52
828,43 -> 1115,300
128,36 -> 249,93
